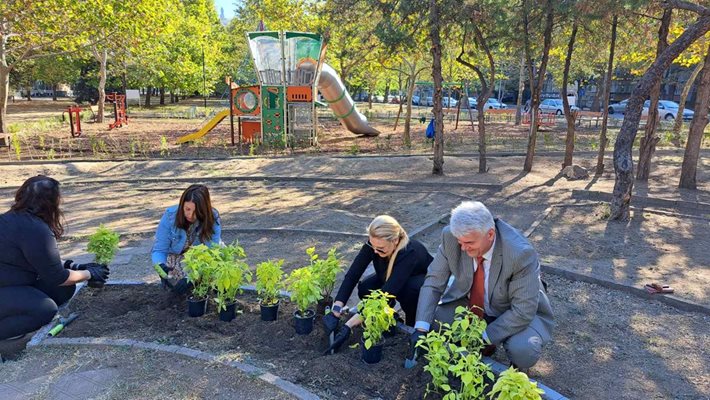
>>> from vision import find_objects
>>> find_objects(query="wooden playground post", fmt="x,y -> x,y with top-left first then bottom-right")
237,116 -> 242,153
228,76 -> 235,147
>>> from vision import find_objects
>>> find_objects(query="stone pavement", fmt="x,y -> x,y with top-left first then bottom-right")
0,368 -> 119,400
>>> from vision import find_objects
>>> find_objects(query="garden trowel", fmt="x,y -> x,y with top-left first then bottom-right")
48,313 -> 79,337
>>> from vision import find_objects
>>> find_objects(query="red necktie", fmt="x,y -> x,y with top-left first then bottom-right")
468,256 -> 485,319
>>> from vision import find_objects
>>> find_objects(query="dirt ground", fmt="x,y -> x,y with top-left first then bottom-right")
2,99 -> 709,399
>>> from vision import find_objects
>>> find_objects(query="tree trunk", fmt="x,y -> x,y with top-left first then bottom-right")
160,87 -> 165,105
25,85 -> 31,101
523,0 -> 554,172
93,47 -> 107,123
0,65 -> 9,134
672,60 -> 703,146
591,73 -> 604,112
596,15 -> 618,174
52,83 -> 58,101
430,0 -> 445,175
404,75 -> 416,146
562,23 -> 578,168
611,14 -> 710,220
145,85 -> 152,107
637,9 -> 671,181
679,42 -> 710,189
515,52 -> 525,125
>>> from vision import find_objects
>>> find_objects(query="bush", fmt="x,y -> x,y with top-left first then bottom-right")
286,267 -> 322,316
255,259 -> 285,306
211,243 -> 252,312
488,367 -> 544,400
359,290 -> 397,349
307,246 -> 342,299
183,244 -> 216,299
86,224 -> 120,264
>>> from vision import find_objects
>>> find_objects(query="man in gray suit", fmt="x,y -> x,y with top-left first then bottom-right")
412,201 -> 554,369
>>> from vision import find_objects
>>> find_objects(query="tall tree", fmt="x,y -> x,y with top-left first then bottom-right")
679,41 -> 710,189
430,0 -> 445,175
596,14 -> 618,174
561,22 -> 579,168
636,8 -> 672,181
610,2 -> 710,220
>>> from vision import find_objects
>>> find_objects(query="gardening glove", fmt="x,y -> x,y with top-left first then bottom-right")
323,325 -> 351,355
322,312 -> 340,335
407,330 -> 426,361
172,278 -> 192,295
64,260 -> 104,271
154,263 -> 174,289
84,263 -> 110,283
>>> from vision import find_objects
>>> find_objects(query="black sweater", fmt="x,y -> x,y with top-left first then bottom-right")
334,239 -> 433,304
0,211 -> 69,287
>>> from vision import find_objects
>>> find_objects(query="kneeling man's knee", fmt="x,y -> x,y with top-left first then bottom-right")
505,333 -> 543,369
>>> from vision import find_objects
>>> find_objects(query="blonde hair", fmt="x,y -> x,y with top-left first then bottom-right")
367,215 -> 409,281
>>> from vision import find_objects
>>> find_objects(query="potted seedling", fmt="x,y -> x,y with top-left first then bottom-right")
183,244 -> 216,317
488,366 -> 545,400
359,290 -> 397,364
86,224 -> 120,288
418,306 -> 494,399
286,267 -> 322,335
308,247 -> 343,315
212,244 -> 251,322
255,259 -> 285,321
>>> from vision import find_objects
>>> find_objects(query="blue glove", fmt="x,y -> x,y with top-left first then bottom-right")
323,325 -> 351,354
322,312 -> 340,335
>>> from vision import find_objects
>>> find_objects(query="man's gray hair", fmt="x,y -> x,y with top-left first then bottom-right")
450,201 -> 495,238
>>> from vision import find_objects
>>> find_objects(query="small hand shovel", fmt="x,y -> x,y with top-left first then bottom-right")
48,313 -> 79,337
404,348 -> 418,369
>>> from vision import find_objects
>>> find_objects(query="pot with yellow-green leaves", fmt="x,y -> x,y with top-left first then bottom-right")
211,243 -> 252,322
255,259 -> 285,321
306,246 -> 343,316
86,224 -> 120,288
286,266 -> 322,335
359,290 -> 397,364
183,244 -> 216,317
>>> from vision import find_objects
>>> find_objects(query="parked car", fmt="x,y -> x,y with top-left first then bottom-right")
425,96 -> 434,106
442,97 -> 458,108
411,95 -> 421,105
657,100 -> 694,120
465,97 -> 508,109
539,98 -> 580,115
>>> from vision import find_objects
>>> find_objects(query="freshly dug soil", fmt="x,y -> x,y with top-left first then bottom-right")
63,284 -> 434,400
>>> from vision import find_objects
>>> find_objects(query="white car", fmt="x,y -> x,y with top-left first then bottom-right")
608,99 -> 647,116
466,97 -> 507,109
539,98 -> 580,115
657,100 -> 694,120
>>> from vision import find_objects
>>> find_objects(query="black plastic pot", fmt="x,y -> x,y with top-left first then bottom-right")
293,309 -> 315,335
260,301 -> 279,321
219,301 -> 237,322
361,336 -> 384,364
87,280 -> 105,289
187,297 -> 207,317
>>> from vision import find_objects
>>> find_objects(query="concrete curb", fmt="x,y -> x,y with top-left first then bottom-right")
39,337 -> 320,400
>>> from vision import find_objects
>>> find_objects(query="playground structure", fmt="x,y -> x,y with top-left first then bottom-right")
177,31 -> 379,146
63,106 -> 84,137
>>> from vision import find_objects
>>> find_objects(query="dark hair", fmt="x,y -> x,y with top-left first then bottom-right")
11,175 -> 64,238
175,184 -> 216,243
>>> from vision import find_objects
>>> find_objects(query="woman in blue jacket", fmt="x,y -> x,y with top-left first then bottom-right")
152,184 -> 221,294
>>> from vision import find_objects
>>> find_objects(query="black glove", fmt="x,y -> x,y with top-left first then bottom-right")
322,312 -> 340,335
66,261 -> 105,271
408,330 -> 426,360
324,325 -> 351,355
172,278 -> 192,295
84,263 -> 110,283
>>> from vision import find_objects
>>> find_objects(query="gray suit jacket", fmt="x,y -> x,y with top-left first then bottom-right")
416,219 -> 554,345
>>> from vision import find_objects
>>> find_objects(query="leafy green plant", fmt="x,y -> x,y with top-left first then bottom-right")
359,290 -> 397,349
211,243 -> 252,312
418,306 -> 493,400
307,246 -> 342,300
47,148 -> 56,160
11,132 -> 21,160
347,143 -> 360,155
160,135 -> 170,157
255,259 -> 285,306
286,267 -> 322,316
183,244 -> 217,299
488,366 -> 544,400
86,224 -> 120,264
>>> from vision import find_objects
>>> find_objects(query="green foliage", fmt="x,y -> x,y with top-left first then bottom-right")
255,259 -> 285,306
211,243 -> 252,312
359,290 -> 397,349
307,246 -> 343,299
86,224 -> 120,264
286,267 -> 322,316
183,244 -> 217,299
418,306 -> 493,400
347,143 -> 360,155
160,136 -> 169,157
11,133 -> 21,160
488,367 -> 544,400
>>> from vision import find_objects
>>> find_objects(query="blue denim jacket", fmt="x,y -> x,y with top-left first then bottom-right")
151,205 -> 222,265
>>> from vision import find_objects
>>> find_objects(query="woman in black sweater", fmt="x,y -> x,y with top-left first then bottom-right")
323,215 -> 433,353
0,176 -> 109,361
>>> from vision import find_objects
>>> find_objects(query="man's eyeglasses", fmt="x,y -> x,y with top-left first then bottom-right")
365,241 -> 388,254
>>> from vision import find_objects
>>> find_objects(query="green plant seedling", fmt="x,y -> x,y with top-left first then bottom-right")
211,243 -> 251,311
255,259 -> 285,306
308,247 -> 343,300
183,244 -> 217,299
488,366 -> 545,400
86,224 -> 120,264
286,267 -> 322,317
359,290 -> 396,349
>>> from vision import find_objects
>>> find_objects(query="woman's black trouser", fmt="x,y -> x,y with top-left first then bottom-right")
357,273 -> 426,327
0,280 -> 75,340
